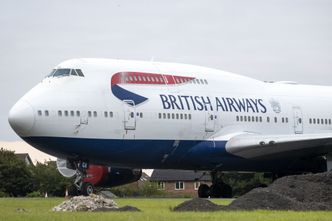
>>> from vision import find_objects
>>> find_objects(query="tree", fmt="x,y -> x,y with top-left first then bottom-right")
30,161 -> 71,196
0,148 -> 33,196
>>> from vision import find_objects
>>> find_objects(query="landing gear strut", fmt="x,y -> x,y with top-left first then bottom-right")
197,171 -> 233,198
72,160 -> 94,196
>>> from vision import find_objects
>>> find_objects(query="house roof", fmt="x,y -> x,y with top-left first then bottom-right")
150,169 -> 211,181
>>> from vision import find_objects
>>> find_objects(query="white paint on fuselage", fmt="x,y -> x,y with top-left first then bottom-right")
10,58 -> 332,162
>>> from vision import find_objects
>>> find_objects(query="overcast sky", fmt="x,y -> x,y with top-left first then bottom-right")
1,0 -> 332,141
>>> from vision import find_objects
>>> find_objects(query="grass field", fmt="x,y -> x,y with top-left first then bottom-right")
0,198 -> 331,221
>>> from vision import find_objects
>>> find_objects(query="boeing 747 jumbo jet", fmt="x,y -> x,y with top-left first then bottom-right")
8,58 -> 332,197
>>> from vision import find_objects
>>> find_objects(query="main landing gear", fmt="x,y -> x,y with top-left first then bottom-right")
72,161 -> 95,196
198,171 -> 233,198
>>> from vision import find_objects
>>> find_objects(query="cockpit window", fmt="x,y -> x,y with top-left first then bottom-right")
53,69 -> 71,77
45,68 -> 85,78
70,69 -> 78,76
76,69 -> 84,77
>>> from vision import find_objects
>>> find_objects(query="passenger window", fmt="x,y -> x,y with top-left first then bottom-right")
64,111 -> 68,117
309,118 -> 312,124
58,111 -> 62,117
167,113 -> 170,119
88,111 -> 92,117
325,119 -> 328,124
104,112 -> 108,117
196,79 -> 200,84
130,112 -> 134,118
267,117 -> 270,123
236,116 -> 239,121
274,117 -> 277,123
204,79 -> 208,84
329,119 -> 332,125
76,111 -> 80,117
248,116 -> 251,122
110,112 -> 113,118
172,113 -> 175,119
176,113 -> 179,119
240,116 -> 243,121
282,117 -> 285,123
163,113 -> 166,119
286,118 -> 288,123
180,114 -> 183,119
38,110 -> 42,116
256,116 -> 259,122
313,118 -> 316,124
45,110 -> 49,116
140,113 -> 143,118
159,113 -> 162,119
188,114 -> 192,120
200,79 -> 204,84
70,111 -> 74,116
184,114 -> 187,120
93,111 -> 97,117
244,116 -> 247,122
252,116 -> 255,122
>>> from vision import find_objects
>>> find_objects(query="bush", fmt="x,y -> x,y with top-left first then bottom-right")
110,182 -> 165,197
26,191 -> 43,197
0,191 -> 8,197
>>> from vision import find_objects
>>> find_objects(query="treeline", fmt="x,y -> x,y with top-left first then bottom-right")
0,148 -> 272,198
0,148 -> 71,197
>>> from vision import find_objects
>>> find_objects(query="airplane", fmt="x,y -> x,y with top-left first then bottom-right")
8,58 -> 332,197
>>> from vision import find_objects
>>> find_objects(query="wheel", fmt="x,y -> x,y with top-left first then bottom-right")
210,184 -> 223,198
220,184 -> 232,198
81,182 -> 94,196
198,184 -> 210,198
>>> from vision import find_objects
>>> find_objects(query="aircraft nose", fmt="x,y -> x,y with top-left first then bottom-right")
8,99 -> 35,136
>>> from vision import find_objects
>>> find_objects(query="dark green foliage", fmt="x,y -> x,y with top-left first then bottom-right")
222,172 -> 272,196
30,161 -> 71,197
0,148 -> 33,196
0,148 -> 71,197
110,182 -> 165,197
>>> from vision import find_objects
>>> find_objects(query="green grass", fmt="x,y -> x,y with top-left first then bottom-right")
0,198 -> 331,221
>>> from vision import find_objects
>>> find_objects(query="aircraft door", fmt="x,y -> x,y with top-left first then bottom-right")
205,112 -> 216,132
123,100 -> 136,130
293,107 -> 303,134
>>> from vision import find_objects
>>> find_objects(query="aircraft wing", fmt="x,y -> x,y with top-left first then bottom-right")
225,133 -> 332,160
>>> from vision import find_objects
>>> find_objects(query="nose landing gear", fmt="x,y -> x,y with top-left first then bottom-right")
73,161 -> 95,196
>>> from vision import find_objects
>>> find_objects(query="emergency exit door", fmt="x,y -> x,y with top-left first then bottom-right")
123,100 -> 136,130
293,107 -> 303,134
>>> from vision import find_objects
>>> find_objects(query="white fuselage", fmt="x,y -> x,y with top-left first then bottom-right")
8,58 -> 332,172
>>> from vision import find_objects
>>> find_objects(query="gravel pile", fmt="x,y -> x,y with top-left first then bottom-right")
52,194 -> 141,212
174,171 -> 332,211
53,194 -> 118,212
173,198 -> 222,211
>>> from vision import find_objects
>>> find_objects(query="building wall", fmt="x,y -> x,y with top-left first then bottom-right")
158,181 -> 212,197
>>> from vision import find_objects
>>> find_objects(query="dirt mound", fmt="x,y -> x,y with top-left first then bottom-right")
174,171 -> 332,211
173,198 -> 222,211
52,194 -> 140,212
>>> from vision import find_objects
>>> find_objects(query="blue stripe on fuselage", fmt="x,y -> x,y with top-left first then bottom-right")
22,136 -> 238,169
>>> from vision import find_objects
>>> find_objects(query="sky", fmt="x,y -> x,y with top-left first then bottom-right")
1,0 -> 332,141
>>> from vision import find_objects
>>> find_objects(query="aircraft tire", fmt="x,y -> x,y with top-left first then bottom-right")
81,182 -> 94,196
198,184 -> 210,198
